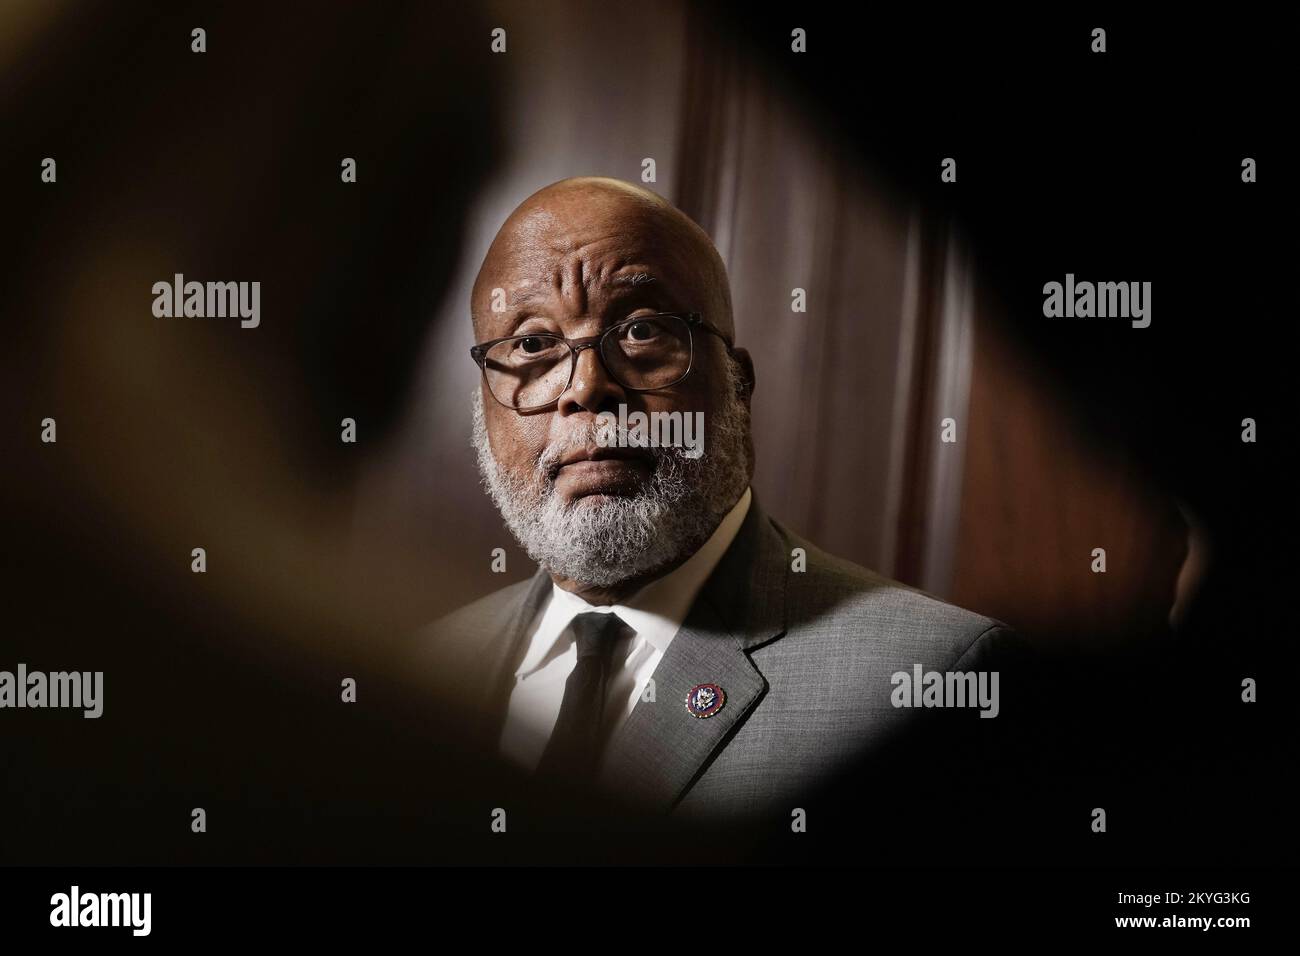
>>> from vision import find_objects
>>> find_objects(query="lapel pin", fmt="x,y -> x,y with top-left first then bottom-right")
685,683 -> 726,718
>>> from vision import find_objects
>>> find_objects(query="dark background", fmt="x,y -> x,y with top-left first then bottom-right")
1,1 -> 1292,872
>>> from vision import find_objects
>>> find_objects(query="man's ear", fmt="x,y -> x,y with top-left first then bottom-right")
731,346 -> 756,407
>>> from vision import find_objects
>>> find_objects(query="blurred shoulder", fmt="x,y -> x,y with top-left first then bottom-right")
412,574 -> 541,659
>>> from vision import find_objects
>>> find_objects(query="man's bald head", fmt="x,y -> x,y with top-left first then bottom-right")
471,177 -> 734,341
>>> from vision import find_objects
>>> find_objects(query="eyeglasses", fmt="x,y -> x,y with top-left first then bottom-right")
470,311 -> 733,411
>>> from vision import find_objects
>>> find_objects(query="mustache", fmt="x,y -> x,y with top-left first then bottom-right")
534,419 -> 676,481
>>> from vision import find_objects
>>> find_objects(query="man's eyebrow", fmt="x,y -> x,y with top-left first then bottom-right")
610,271 -> 658,287
509,285 -> 553,307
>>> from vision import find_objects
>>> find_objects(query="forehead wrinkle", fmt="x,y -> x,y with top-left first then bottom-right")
502,271 -> 669,333
475,186 -> 726,332
508,281 -> 555,308
563,257 -> 587,315
514,244 -> 653,311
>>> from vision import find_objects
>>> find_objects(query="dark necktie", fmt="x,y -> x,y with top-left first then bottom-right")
535,611 -> 631,783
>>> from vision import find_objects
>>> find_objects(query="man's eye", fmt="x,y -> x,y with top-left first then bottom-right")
626,320 -> 662,341
516,336 -> 550,354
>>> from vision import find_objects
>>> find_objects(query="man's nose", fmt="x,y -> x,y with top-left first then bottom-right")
556,345 -> 626,416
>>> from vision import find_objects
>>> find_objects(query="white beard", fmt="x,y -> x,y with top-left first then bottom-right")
472,359 -> 753,589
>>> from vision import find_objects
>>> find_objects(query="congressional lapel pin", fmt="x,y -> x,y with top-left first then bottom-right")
685,682 -> 725,718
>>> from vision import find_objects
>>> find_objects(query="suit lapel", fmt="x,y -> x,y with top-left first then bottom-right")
596,495 -> 790,811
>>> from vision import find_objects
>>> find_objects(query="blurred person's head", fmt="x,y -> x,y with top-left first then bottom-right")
470,178 -> 756,600
2,0 -> 503,645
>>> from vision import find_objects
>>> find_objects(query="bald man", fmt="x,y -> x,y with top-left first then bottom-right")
418,177 -> 1013,825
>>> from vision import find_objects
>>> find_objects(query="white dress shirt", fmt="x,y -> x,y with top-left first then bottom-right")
498,487 -> 753,774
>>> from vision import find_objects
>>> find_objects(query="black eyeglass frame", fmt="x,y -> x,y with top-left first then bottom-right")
470,311 -> 734,412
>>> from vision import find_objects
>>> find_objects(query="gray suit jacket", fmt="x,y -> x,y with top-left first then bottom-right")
414,495 -> 1011,824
